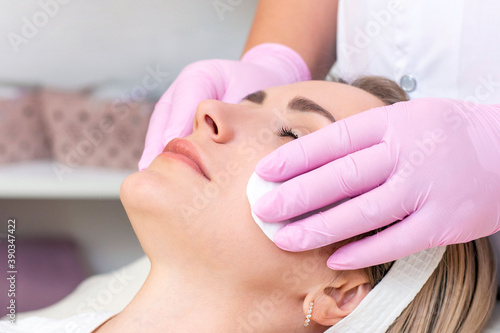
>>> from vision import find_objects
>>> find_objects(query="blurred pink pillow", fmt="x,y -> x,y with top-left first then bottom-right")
0,87 -> 51,164
40,88 -> 154,170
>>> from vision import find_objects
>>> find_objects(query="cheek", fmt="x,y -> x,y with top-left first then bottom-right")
199,178 -> 273,259
199,138 -> 286,257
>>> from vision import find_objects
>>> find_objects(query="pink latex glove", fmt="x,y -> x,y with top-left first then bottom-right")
138,43 -> 311,170
254,98 -> 500,270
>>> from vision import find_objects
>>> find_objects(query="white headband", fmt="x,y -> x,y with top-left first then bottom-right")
246,172 -> 447,332
325,245 -> 446,332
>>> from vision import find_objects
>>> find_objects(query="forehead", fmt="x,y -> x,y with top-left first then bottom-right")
264,80 -> 386,120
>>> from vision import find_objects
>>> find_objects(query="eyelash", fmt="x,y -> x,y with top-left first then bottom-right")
277,126 -> 299,139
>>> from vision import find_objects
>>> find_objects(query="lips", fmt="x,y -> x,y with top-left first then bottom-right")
161,138 -> 210,180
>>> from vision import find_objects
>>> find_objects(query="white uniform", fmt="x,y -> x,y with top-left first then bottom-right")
336,0 -> 500,105
336,0 -> 500,284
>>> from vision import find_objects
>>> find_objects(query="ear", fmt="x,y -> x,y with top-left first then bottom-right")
303,271 -> 372,327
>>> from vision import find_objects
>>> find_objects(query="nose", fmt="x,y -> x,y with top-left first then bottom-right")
194,100 -> 235,143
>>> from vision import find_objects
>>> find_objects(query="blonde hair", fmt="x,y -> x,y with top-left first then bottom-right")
385,239 -> 497,332
340,76 -> 497,332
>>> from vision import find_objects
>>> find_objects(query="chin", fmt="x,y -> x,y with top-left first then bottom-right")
119,172 -> 146,217
120,170 -> 187,252
120,169 -> 169,214
121,167 -> 204,228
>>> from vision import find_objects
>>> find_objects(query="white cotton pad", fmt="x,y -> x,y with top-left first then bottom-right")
246,172 -> 290,241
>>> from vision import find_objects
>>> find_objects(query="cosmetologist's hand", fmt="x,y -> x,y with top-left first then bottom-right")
253,98 -> 500,269
138,43 -> 310,170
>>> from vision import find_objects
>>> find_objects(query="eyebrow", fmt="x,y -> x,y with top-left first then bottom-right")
242,90 -> 266,104
242,90 -> 336,123
288,96 -> 336,123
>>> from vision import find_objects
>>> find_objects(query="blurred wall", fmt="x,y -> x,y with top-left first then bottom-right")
0,0 -> 258,95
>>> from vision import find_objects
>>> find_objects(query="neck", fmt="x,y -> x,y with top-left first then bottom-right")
95,264 -> 304,333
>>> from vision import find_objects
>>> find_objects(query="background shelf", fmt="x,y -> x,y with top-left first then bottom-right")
0,160 -> 133,199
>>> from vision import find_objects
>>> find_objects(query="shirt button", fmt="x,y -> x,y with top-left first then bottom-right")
400,74 -> 417,92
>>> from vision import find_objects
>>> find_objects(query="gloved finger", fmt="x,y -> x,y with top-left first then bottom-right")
326,212 -> 438,270
162,68 -> 235,136
255,105 -> 390,181
273,183 -> 410,251
253,143 -> 393,222
139,99 -> 175,171
138,74 -> 220,171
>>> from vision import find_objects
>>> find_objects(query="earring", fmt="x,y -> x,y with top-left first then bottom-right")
304,302 -> 313,327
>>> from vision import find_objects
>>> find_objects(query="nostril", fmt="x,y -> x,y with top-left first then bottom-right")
205,114 -> 218,135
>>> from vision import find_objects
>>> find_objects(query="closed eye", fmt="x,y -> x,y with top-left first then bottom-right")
277,126 -> 298,139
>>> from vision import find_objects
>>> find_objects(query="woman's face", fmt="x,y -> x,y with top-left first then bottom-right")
121,80 -> 386,290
